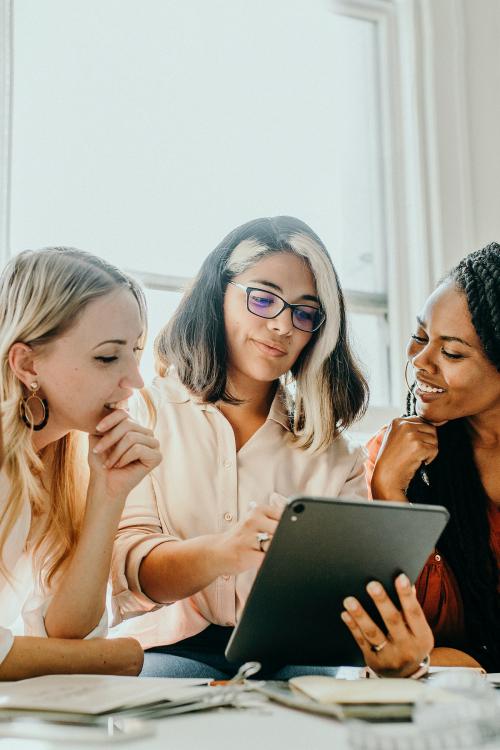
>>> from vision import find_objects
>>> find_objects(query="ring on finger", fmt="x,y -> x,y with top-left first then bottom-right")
369,639 -> 388,654
256,531 -> 270,552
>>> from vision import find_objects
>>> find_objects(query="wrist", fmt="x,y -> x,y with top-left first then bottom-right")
86,479 -> 127,508
371,477 -> 407,502
407,654 -> 430,679
366,654 -> 430,680
201,533 -> 234,578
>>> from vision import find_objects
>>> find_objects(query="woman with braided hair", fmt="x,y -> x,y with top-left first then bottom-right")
363,242 -> 500,671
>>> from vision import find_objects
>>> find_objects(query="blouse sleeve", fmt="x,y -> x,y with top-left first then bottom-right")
0,626 -> 14,666
111,473 -> 179,626
415,551 -> 465,647
337,445 -> 370,501
364,428 -> 387,499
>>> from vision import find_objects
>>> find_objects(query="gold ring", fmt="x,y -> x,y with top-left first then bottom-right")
370,639 -> 388,653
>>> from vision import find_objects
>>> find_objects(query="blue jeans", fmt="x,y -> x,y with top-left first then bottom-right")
140,651 -> 339,679
139,625 -> 339,680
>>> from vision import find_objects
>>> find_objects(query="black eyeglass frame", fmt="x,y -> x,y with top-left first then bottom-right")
228,282 -> 326,333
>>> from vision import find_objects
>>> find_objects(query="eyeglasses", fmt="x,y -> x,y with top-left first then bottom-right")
228,282 -> 326,333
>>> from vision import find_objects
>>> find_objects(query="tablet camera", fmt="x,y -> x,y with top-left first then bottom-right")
291,502 -> 305,514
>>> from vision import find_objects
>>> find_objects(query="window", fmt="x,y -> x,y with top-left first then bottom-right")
7,0 -> 398,413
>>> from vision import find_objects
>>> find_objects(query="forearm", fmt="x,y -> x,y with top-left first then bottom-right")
430,647 -> 484,669
139,535 -> 229,603
0,636 -> 144,681
45,486 -> 125,639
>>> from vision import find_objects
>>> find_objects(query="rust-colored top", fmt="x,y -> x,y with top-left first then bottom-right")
366,429 -> 500,649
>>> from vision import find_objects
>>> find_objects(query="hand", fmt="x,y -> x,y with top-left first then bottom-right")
216,504 -> 282,575
371,417 -> 439,499
341,573 -> 434,677
88,408 -> 162,501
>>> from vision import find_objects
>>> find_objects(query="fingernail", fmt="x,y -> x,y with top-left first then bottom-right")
397,573 -> 410,588
93,445 -> 102,454
340,611 -> 350,623
343,597 -> 358,612
96,423 -> 105,432
367,581 -> 382,596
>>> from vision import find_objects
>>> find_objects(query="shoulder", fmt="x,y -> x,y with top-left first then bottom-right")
128,372 -> 191,427
148,372 -> 191,407
322,432 -> 367,471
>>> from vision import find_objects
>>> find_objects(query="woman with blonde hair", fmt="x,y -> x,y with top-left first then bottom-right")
112,216 -> 433,678
0,247 -> 161,680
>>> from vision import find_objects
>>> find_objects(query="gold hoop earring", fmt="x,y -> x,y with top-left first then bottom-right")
19,382 -> 49,431
404,361 -> 415,395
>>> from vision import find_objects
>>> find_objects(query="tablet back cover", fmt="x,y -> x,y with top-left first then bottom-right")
225,497 -> 449,667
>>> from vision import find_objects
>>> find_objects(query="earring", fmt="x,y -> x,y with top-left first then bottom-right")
19,382 -> 49,431
404,361 -> 415,394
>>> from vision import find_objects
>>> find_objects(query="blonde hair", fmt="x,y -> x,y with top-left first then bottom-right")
156,216 -> 368,453
0,247 -> 147,587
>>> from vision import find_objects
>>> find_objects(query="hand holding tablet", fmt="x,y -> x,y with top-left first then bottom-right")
226,496 -> 448,670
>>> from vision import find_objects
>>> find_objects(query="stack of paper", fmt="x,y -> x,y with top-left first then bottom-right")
0,674 -> 209,715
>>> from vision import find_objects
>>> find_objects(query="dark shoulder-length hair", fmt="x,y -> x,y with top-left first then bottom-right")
155,216 -> 368,452
406,241 -> 500,671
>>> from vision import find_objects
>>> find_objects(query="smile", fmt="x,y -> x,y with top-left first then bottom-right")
416,381 -> 446,394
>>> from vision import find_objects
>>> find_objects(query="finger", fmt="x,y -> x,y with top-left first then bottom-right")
105,433 -> 160,468
113,443 -> 162,470
414,422 -> 438,436
340,611 -> 374,661
423,447 -> 439,465
247,516 -> 279,538
365,581 -> 409,642
395,574 -> 434,650
252,535 -> 273,553
94,408 -> 132,434
93,419 -> 154,454
342,596 -> 387,648
261,537 -> 272,553
252,505 -> 282,522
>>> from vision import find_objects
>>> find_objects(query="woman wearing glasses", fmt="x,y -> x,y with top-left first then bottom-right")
111,216 -> 433,678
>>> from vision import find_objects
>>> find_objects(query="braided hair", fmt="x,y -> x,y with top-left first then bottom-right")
406,242 -> 500,671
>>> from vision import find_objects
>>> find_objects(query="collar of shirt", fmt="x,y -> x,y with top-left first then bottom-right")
158,373 -> 292,432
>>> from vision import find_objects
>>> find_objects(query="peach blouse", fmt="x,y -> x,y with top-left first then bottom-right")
111,373 -> 368,648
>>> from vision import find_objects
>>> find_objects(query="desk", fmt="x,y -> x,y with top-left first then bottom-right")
0,702 -> 369,750
2,679 -> 498,750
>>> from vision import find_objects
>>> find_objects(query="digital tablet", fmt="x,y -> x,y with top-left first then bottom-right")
225,496 -> 449,667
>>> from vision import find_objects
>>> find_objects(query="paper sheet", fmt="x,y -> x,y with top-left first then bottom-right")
0,675 -> 209,714
290,676 -> 458,704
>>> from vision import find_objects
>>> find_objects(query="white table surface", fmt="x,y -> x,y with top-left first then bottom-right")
2,677 -> 499,750
0,703 -> 352,750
